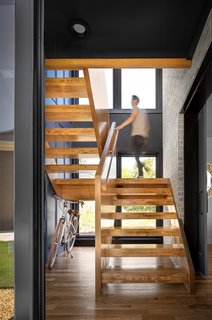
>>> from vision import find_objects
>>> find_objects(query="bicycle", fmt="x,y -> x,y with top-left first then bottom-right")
48,195 -> 84,270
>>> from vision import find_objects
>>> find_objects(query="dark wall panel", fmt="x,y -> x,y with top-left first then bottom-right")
110,112 -> 162,154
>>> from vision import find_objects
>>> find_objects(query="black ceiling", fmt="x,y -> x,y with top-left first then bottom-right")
45,0 -> 211,60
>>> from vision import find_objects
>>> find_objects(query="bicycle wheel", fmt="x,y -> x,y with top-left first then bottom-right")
48,218 -> 64,270
66,215 -> 78,254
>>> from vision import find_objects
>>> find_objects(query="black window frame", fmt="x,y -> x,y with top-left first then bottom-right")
112,68 -> 162,113
113,152 -> 163,244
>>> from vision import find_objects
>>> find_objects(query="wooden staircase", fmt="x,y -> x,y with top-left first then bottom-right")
96,174 -> 195,294
45,59 -> 195,295
45,62 -> 109,200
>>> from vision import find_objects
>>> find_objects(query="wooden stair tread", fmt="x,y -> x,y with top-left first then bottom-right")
101,267 -> 188,283
102,198 -> 174,206
45,77 -> 87,98
45,147 -> 99,158
102,187 -> 172,195
108,178 -> 170,185
53,178 -> 95,185
101,244 -> 185,257
51,178 -> 95,201
46,164 -> 98,172
45,128 -> 96,142
101,226 -> 181,237
45,105 -> 92,122
101,212 -> 177,219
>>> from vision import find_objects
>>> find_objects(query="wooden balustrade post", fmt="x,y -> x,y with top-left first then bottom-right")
95,174 -> 102,295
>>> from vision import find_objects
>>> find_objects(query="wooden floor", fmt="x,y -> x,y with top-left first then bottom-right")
46,245 -> 212,320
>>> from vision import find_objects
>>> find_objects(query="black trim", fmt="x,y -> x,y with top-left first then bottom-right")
182,43 -> 212,114
112,237 -> 163,244
184,43 -> 212,272
75,236 -> 95,246
112,69 -> 162,111
33,0 -> 45,318
15,0 -> 44,319
156,69 -> 162,111
113,69 -> 121,108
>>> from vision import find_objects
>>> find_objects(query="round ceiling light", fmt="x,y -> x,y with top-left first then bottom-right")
68,19 -> 90,39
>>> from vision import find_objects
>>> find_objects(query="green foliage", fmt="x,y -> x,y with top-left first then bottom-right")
123,205 -> 155,212
142,158 -> 155,178
79,201 -> 95,233
0,241 -> 14,288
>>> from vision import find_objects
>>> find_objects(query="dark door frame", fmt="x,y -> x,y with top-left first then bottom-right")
183,44 -> 212,274
15,0 -> 45,319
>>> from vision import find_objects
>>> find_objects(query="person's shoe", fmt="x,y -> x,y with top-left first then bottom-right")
137,175 -> 144,178
144,166 -> 150,172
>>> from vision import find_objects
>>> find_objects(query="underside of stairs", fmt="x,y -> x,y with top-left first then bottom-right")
45,59 -> 195,296
45,62 -> 109,200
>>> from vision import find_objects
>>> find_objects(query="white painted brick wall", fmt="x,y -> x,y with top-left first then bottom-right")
163,10 -> 212,219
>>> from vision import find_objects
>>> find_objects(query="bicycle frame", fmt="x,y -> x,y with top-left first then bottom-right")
48,196 -> 83,269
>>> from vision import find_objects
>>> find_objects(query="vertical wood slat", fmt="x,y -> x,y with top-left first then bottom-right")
95,174 -> 102,295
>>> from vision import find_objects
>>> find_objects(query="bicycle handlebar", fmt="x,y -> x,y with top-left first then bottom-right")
52,193 -> 84,206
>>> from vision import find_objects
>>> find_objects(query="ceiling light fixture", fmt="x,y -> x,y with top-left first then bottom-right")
68,19 -> 90,39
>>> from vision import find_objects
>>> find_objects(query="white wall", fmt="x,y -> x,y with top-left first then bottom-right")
0,3 -> 15,132
163,10 -> 212,219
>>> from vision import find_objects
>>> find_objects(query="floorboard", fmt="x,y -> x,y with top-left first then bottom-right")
46,245 -> 212,320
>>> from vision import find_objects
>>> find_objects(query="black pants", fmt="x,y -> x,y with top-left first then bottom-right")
131,135 -> 148,176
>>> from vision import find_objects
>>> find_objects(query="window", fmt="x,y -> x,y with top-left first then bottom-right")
78,157 -> 99,235
121,69 -> 156,109
121,156 -> 156,228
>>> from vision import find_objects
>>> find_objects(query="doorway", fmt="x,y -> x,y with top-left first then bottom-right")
184,45 -> 212,276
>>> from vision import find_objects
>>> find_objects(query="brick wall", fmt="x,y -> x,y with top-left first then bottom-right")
163,10 -> 212,219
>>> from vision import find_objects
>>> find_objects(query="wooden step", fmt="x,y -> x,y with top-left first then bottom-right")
101,267 -> 188,284
102,196 -> 174,206
45,128 -> 96,142
45,105 -> 92,122
102,187 -> 172,196
46,164 -> 98,173
53,178 -> 95,186
101,212 -> 177,219
101,244 -> 185,257
45,147 -> 99,159
108,178 -> 170,186
45,77 -> 87,98
101,226 -> 181,237
52,178 -> 95,201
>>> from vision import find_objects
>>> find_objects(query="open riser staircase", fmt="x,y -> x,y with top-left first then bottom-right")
45,59 -> 195,295
96,176 -> 195,294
